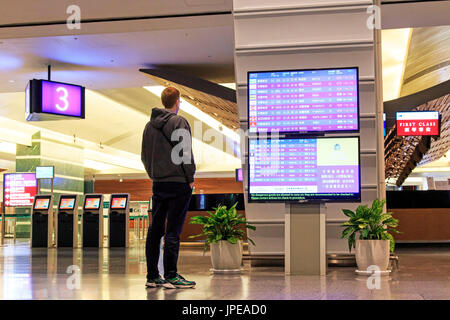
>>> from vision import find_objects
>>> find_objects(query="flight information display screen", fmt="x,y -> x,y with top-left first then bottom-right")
111,197 -> 127,209
59,198 -> 75,210
248,137 -> 360,202
84,197 -> 101,210
34,198 -> 50,210
248,67 -> 359,134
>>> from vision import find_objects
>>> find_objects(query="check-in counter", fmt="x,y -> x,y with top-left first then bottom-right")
387,191 -> 450,242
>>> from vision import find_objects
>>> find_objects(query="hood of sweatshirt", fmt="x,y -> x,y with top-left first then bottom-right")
150,107 -> 176,129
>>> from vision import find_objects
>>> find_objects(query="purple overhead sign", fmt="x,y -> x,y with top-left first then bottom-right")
41,80 -> 82,117
25,79 -> 85,121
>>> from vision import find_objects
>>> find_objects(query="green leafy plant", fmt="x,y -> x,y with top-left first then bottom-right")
189,202 -> 256,252
341,199 -> 400,252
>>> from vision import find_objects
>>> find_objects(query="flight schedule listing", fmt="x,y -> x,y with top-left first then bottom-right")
248,68 -> 358,134
249,137 -> 360,201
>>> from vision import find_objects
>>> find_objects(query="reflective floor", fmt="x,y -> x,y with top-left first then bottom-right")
0,240 -> 449,300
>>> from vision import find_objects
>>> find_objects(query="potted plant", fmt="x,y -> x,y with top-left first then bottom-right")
341,199 -> 399,272
189,202 -> 256,272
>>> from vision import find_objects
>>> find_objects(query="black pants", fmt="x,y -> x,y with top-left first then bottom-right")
146,181 -> 192,280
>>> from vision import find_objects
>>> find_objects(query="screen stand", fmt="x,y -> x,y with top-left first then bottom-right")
285,203 -> 327,275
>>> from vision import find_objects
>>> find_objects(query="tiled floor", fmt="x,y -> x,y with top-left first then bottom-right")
0,240 -> 449,300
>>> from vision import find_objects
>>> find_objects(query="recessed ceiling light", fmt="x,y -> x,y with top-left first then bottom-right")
8,80 -> 14,83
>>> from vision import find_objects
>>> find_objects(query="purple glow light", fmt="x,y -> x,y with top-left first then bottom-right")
41,80 -> 82,117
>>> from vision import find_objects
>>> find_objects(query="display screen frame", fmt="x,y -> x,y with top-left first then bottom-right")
35,166 -> 55,179
3,173 -> 37,207
247,66 -> 360,136
247,136 -> 361,203
396,110 -> 440,137
84,196 -> 102,210
58,196 -> 77,210
110,196 -> 129,210
33,197 -> 51,210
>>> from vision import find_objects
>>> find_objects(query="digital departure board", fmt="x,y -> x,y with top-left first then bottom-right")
248,67 -> 359,134
248,137 -> 360,202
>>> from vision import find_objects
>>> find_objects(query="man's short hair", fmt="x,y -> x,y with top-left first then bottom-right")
161,87 -> 180,108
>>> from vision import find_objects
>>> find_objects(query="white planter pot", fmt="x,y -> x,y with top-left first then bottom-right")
355,240 -> 390,271
210,240 -> 243,271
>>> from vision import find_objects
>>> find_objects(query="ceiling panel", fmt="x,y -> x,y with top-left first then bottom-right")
0,26 -> 234,92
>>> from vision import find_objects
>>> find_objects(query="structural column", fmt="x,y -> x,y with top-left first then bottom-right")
233,0 -> 383,273
15,131 -> 84,238
285,204 -> 327,275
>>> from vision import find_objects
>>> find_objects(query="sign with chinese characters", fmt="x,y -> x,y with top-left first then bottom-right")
248,137 -> 360,202
396,111 -> 440,136
248,67 -> 359,134
3,173 -> 37,207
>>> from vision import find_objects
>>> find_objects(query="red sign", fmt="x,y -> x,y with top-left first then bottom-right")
3,173 -> 37,207
396,111 -> 440,136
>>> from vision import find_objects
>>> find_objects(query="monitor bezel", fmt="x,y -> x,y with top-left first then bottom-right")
247,135 -> 362,203
247,66 -> 360,136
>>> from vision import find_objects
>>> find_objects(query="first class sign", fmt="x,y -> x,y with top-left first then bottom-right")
396,111 -> 440,136
26,79 -> 85,121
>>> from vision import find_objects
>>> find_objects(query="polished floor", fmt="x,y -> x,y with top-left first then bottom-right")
0,240 -> 449,300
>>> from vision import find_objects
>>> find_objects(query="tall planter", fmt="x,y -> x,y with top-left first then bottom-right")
210,240 -> 243,271
341,199 -> 400,273
355,240 -> 390,271
189,203 -> 256,273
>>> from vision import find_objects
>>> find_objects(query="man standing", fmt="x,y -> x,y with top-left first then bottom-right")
141,87 -> 196,289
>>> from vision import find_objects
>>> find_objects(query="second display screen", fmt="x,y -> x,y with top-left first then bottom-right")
248,137 -> 360,202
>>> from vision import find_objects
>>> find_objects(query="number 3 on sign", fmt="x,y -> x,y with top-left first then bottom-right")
56,86 -> 69,111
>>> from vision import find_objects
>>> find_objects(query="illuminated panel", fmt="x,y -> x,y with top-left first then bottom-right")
396,111 -> 440,136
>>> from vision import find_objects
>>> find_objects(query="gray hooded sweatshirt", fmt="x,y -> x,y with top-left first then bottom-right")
141,107 -> 195,183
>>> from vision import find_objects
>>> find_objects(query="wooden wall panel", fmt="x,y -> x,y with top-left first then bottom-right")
94,177 -> 244,201
391,208 -> 450,241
